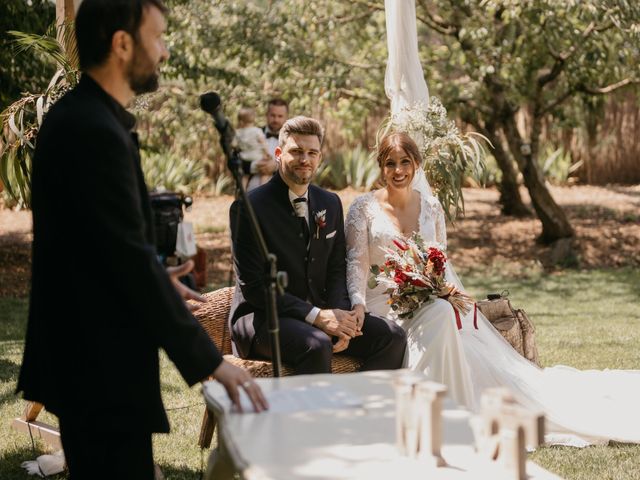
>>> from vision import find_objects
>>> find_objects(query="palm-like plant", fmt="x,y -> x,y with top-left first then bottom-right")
0,23 -> 78,208
141,151 -> 208,195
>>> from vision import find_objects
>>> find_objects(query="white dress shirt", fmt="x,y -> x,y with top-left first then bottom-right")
288,189 -> 320,325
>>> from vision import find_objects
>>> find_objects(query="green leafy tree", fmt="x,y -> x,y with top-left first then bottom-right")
0,25 -> 78,208
409,0 -> 640,243
0,0 -> 56,111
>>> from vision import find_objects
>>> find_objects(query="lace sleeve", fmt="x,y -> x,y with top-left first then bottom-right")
433,198 -> 447,251
345,196 -> 370,309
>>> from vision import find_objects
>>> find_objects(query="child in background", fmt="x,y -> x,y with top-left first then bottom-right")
236,107 -> 270,190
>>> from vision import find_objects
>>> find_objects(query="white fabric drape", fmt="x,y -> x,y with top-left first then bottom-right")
384,0 -> 429,114
384,0 -> 435,199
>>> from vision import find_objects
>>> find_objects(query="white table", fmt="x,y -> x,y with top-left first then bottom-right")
202,370 -> 561,480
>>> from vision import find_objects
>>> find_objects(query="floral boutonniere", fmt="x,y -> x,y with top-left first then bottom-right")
314,209 -> 327,239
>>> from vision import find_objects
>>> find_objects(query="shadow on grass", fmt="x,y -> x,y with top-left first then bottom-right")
156,463 -> 202,480
0,297 -> 28,342
0,357 -> 20,382
0,443 -> 203,480
0,445 -> 66,480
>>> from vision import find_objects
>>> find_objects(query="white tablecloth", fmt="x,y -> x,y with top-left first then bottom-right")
203,370 -> 561,480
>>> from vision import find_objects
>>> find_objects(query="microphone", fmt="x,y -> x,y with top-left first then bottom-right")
200,91 -> 236,162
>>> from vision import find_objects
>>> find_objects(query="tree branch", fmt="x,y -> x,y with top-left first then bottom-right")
580,78 -> 640,94
336,88 -> 386,106
538,20 -> 607,88
549,22 -> 596,62
416,1 -> 457,36
538,87 -> 577,116
344,0 -> 384,13
334,10 -> 376,24
330,57 -> 385,70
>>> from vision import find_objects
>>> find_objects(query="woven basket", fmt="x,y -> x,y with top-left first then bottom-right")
476,298 -> 540,367
193,287 -> 235,355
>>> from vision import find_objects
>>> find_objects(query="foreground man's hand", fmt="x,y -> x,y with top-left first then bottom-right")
212,361 -> 269,413
167,260 -> 206,311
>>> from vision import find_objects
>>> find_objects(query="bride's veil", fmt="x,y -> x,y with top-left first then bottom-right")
384,0 -> 434,200
384,0 -> 464,289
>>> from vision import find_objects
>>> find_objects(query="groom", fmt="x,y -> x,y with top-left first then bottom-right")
230,116 -> 406,373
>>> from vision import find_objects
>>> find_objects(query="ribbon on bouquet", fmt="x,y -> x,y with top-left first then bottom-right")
474,303 -> 479,329
453,303 -> 479,331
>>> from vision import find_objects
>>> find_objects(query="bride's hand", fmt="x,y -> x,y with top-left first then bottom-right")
352,304 -> 366,335
333,334 -> 350,353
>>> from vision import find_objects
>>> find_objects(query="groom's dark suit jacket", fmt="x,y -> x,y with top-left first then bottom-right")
17,75 -> 222,433
230,173 -> 350,357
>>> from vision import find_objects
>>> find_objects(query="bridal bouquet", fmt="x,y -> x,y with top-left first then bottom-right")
368,233 -> 473,319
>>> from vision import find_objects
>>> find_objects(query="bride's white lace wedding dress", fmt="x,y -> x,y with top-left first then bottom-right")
345,190 -> 640,445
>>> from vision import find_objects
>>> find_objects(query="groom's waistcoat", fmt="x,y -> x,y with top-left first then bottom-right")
230,173 -> 351,325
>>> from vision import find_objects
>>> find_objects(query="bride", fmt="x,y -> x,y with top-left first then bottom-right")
345,131 -> 640,445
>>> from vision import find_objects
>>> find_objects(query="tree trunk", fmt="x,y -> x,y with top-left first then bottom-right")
56,0 -> 79,67
476,119 -> 530,217
501,115 -> 574,244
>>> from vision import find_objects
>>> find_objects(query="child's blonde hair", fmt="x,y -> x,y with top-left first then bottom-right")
237,107 -> 256,128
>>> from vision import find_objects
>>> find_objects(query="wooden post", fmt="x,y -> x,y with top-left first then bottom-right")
416,381 -> 447,467
12,401 -> 61,450
477,388 -> 545,480
56,0 -> 81,67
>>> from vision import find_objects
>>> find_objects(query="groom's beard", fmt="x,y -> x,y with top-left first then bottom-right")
282,162 -> 315,185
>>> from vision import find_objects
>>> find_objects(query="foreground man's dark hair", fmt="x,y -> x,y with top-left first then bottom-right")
75,0 -> 167,71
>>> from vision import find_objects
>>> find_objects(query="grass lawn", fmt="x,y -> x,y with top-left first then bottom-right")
1,268 -> 639,479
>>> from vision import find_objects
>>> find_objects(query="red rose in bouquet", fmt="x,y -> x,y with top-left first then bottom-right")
427,247 -> 446,276
369,233 -> 473,318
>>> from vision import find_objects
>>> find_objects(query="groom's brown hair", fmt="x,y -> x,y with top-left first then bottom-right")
278,116 -> 324,147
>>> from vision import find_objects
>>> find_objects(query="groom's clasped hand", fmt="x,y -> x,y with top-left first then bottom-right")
313,307 -> 363,353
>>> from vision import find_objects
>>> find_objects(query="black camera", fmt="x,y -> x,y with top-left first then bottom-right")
149,191 -> 192,261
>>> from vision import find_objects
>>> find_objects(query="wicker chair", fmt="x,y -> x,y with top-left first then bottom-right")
193,287 -> 363,448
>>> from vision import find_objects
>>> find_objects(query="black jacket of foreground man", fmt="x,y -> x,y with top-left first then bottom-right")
17,75 -> 222,433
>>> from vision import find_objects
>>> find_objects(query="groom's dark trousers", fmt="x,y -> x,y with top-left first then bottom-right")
230,173 -> 406,373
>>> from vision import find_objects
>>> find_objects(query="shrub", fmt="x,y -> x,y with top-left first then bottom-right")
317,145 -> 379,191
141,151 -> 206,195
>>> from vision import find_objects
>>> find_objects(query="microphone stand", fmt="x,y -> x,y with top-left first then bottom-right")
226,148 -> 284,378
